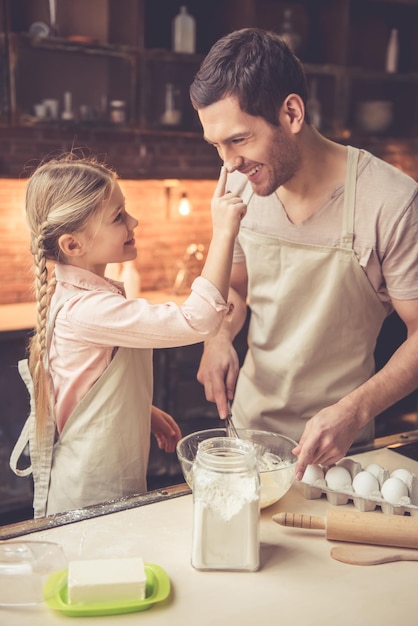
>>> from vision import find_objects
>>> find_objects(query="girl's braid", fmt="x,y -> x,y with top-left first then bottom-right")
29,221 -> 56,441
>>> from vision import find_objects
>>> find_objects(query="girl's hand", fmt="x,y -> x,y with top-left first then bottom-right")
211,166 -> 247,240
201,166 -> 247,300
151,405 -> 182,453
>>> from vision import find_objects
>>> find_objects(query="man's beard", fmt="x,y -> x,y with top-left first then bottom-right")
251,126 -> 300,197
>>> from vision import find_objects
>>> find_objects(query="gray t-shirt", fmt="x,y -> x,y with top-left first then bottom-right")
230,149 -> 418,313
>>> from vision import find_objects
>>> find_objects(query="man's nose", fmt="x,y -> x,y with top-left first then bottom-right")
223,155 -> 243,173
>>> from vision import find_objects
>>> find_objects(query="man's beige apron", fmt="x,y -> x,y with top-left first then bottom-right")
10,294 -> 152,518
232,147 -> 387,444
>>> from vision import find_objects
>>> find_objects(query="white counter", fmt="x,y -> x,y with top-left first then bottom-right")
1,448 -> 417,626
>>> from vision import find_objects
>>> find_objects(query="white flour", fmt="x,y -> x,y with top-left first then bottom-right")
192,497 -> 259,570
191,440 -> 260,571
194,473 -> 259,521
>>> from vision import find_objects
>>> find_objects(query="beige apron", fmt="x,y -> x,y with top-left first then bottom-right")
10,294 -> 152,517
232,147 -> 387,444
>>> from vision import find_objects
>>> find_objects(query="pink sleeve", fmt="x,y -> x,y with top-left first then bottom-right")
63,277 -> 230,349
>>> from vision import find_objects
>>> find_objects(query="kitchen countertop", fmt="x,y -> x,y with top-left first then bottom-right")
0,292 -> 187,332
1,447 -> 417,626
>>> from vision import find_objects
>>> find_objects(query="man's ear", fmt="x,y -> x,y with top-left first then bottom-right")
280,93 -> 305,133
58,233 -> 85,258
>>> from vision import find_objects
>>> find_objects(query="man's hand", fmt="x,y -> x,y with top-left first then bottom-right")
197,335 -> 240,419
292,402 -> 361,480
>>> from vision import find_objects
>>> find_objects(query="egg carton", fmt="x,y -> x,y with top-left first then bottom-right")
301,457 -> 418,516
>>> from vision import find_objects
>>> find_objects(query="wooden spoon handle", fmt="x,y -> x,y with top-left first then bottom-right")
331,544 -> 418,565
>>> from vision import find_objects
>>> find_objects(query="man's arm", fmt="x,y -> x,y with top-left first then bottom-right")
293,297 -> 418,480
352,297 -> 418,419
197,260 -> 248,418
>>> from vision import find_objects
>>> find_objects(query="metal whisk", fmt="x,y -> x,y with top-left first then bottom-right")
225,401 -> 240,438
225,401 -> 267,458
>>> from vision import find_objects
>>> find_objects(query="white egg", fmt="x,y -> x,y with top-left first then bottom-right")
302,464 -> 324,485
365,463 -> 384,479
352,470 -> 379,497
381,476 -> 409,505
390,468 -> 412,486
325,466 -> 352,490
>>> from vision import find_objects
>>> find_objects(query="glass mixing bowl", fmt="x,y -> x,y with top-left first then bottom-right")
176,427 -> 297,509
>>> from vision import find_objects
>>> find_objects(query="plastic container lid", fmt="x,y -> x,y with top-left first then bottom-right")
0,541 -> 68,606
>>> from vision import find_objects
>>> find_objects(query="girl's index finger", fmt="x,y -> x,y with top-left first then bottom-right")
213,165 -> 228,198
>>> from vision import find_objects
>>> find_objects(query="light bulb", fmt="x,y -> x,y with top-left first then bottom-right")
178,192 -> 191,216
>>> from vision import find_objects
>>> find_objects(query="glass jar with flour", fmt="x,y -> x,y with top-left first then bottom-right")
191,437 -> 260,571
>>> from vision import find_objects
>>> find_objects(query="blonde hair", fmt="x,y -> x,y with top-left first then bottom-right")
25,153 -> 117,440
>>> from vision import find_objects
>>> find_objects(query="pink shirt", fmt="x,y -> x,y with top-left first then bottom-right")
49,264 -> 229,432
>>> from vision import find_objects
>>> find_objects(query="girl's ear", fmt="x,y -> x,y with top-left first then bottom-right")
58,233 -> 85,258
280,93 -> 305,133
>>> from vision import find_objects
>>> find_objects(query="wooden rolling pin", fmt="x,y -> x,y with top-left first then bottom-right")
272,510 -> 418,549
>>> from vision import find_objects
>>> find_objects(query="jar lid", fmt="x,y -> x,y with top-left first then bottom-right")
196,437 -> 258,472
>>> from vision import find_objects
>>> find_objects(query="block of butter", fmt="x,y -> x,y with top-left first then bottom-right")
67,557 -> 147,605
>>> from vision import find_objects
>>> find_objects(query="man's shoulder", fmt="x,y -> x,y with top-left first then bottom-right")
363,150 -> 418,190
359,150 -> 418,214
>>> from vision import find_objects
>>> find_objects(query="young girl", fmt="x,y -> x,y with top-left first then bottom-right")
10,153 -> 246,518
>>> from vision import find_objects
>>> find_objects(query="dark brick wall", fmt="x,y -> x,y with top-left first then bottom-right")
0,126 -> 221,180
1,127 -> 418,305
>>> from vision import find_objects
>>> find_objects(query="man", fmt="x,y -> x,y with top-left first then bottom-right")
190,28 -> 418,480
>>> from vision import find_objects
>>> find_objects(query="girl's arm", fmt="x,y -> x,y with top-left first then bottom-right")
201,166 -> 247,301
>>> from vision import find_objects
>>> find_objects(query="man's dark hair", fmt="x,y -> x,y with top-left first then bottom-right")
190,28 -> 309,126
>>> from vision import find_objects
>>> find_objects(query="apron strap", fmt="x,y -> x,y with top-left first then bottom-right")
10,291 -> 83,472
241,181 -> 254,206
341,146 -> 360,250
241,147 -> 359,250
9,359 -> 35,476
9,414 -> 32,476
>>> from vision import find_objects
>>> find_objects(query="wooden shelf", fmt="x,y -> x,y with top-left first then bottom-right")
2,0 -> 418,142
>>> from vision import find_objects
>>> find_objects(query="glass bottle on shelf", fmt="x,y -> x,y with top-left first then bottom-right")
385,28 -> 399,73
109,100 -> 127,125
172,6 -> 196,54
61,91 -> 74,121
307,78 -> 321,130
161,83 -> 182,127
278,8 -> 301,55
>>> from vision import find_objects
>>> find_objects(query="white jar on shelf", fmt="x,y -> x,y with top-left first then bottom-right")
109,100 -> 127,124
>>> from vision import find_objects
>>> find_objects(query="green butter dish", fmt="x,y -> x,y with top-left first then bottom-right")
43,562 -> 171,617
